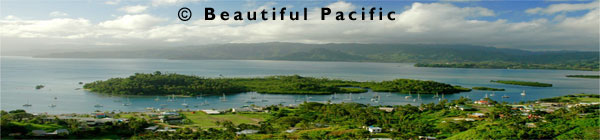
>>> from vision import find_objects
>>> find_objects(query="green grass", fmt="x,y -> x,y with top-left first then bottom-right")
181,112 -> 269,128
11,122 -> 65,131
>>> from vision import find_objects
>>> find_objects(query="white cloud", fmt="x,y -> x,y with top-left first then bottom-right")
151,0 -> 207,7
526,0 -> 599,14
324,1 -> 356,12
49,11 -> 69,17
1,1 -> 598,53
105,0 -> 121,5
99,14 -> 165,30
119,5 -> 148,14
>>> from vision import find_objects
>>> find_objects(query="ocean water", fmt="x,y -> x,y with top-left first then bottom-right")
1,56 -> 598,114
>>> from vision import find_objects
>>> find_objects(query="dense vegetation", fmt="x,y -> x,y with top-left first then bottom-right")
415,61 -> 599,71
83,72 -> 469,96
3,95 -> 598,139
37,43 -> 599,71
566,75 -> 600,79
491,80 -> 552,87
472,86 -> 505,91
539,94 -> 600,103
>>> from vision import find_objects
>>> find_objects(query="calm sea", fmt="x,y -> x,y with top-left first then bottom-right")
1,56 -> 598,114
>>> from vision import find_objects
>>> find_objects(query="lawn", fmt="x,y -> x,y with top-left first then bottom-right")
11,122 -> 65,131
180,112 -> 270,128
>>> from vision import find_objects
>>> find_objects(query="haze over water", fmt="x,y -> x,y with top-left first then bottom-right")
1,56 -> 598,114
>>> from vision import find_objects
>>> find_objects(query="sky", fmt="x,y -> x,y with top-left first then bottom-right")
1,0 -> 599,55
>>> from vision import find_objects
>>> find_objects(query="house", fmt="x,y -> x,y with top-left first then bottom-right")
31,130 -> 47,136
526,123 -> 537,128
156,127 -> 177,132
418,136 -> 437,140
367,126 -> 382,133
455,105 -> 475,111
232,107 -> 253,113
94,113 -> 106,118
161,112 -> 179,116
145,125 -> 159,131
474,100 -> 489,105
8,133 -> 22,137
202,110 -> 221,115
379,107 -> 394,112
236,129 -> 259,135
285,129 -> 296,133
469,113 -> 486,118
160,116 -> 183,124
46,129 -> 69,135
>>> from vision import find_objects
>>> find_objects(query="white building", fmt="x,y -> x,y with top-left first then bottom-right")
367,126 -> 382,133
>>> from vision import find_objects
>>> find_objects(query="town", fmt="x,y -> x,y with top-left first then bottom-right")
2,94 -> 598,139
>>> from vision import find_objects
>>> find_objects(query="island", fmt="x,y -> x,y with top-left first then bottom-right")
471,86 -> 505,91
566,75 -> 600,79
83,71 -> 471,96
490,80 -> 552,87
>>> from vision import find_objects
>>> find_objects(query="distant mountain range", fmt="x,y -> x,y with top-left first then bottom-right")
36,42 -> 599,70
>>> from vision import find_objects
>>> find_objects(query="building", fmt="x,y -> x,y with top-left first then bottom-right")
367,126 -> 382,133
418,136 -> 437,140
378,107 -> 394,112
236,129 -> 259,135
202,110 -> 221,115
160,116 -> 183,124
469,113 -> 486,118
455,105 -> 475,111
474,100 -> 489,105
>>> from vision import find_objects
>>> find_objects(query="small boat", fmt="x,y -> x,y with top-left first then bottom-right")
123,97 -> 131,106
23,100 -> 32,107
94,104 -> 103,107
502,95 -> 510,98
245,100 -> 255,103
54,97 -> 58,100
146,107 -> 154,110
220,93 -> 228,102
521,90 -> 526,96
201,99 -> 209,106
154,96 -> 160,101
49,104 -> 56,107
490,92 -> 495,97
181,99 -> 189,107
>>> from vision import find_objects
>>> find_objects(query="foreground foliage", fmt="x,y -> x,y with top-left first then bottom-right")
2,95 -> 598,139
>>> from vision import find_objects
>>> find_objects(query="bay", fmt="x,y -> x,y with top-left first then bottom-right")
1,56 -> 598,114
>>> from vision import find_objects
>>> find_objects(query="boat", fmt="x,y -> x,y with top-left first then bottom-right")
490,92 -> 495,97
220,93 -> 228,102
49,104 -> 56,107
54,97 -> 58,100
405,91 -> 412,99
154,96 -> 160,101
94,104 -> 103,107
23,100 -> 32,107
200,99 -> 209,106
521,90 -> 526,96
122,97 -> 131,106
146,107 -> 154,110
502,94 -> 510,98
168,94 -> 176,102
181,99 -> 188,107
343,93 -> 353,101
246,100 -> 255,103
261,94 -> 268,102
